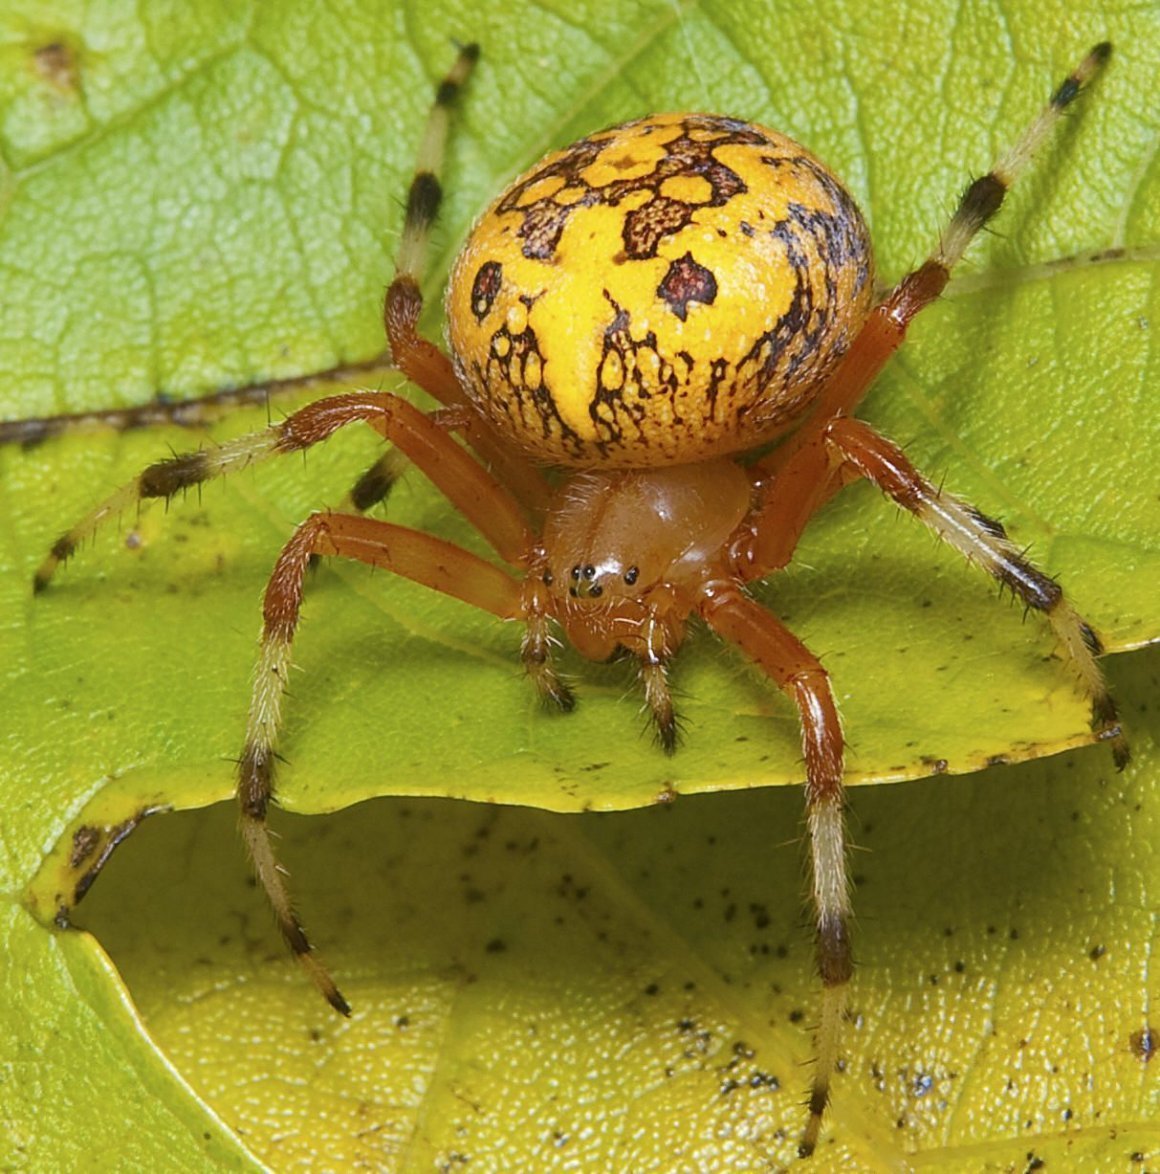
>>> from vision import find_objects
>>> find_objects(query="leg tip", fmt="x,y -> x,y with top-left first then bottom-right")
328,987 -> 352,1018
657,721 -> 680,756
1112,738 -> 1132,772
798,1114 -> 822,1159
300,949 -> 351,1017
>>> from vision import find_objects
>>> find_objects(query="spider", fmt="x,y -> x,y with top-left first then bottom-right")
34,41 -> 1125,1157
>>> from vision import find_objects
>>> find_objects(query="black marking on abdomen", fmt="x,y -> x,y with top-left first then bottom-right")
471,260 -> 503,322
657,252 -> 718,321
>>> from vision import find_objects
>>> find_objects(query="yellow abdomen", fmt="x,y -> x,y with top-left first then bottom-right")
446,113 -> 875,467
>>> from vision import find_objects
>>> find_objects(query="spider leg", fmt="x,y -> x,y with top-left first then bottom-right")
339,446 -> 411,515
762,42 -> 1111,480
735,440 -> 850,577
639,659 -> 678,754
240,511 -> 525,1013
520,581 -> 576,713
696,584 -> 847,1159
821,415 -> 1127,766
381,43 -> 551,515
34,390 -> 533,589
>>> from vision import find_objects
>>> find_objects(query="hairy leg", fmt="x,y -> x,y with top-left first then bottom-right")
697,585 -> 848,1158
754,45 -> 1111,487
240,511 -> 524,1011
34,390 -> 534,590
381,43 -> 551,513
736,43 -> 1112,577
824,415 -> 1127,765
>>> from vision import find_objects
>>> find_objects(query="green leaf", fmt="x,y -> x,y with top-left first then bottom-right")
1,0 -> 1157,1166
57,647 -> 1160,1167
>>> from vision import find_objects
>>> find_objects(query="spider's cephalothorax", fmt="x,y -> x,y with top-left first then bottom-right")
36,42 -> 1124,1158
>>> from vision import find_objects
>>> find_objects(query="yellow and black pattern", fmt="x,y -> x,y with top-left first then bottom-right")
447,113 -> 875,467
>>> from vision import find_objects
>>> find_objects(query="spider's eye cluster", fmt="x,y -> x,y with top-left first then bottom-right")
570,563 -> 599,597
446,113 -> 876,469
561,562 -> 642,600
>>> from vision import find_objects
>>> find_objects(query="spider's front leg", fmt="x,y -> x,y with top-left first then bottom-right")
227,388 -> 542,1011
241,509 -> 525,1012
373,42 -> 551,516
697,584 -> 847,1159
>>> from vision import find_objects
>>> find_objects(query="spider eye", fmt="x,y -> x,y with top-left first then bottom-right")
588,583 -> 603,597
623,566 -> 639,585
582,564 -> 596,579
542,569 -> 553,585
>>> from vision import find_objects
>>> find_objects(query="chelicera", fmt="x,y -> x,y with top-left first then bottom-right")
36,42 -> 1125,1156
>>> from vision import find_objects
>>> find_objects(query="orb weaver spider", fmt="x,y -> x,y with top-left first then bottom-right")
34,41 -> 1125,1157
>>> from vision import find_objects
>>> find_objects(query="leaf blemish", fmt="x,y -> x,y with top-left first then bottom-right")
34,40 -> 79,92
1130,1026 -> 1157,1061
68,825 -> 101,869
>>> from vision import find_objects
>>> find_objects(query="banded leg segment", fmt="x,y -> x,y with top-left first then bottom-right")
697,586 -> 848,1159
763,42 -> 1112,478
393,42 -> 479,290
637,591 -> 691,754
825,415 -> 1127,766
34,423 -> 287,591
240,510 -> 525,1013
383,43 -> 551,513
34,390 -> 534,589
519,571 -> 576,714
381,43 -> 479,414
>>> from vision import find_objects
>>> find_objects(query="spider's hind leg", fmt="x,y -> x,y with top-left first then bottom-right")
382,45 -> 552,514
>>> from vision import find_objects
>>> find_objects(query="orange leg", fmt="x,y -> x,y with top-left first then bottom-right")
34,389 -> 534,589
280,393 -> 533,565
748,44 -> 1111,509
380,42 -> 551,515
832,46 -> 1103,419
739,409 -> 1125,762
239,510 -> 525,1013
696,583 -> 847,1159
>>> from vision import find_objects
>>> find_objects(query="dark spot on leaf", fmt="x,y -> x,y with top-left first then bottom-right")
1130,1026 -> 1157,1061
69,825 -> 101,869
34,41 -> 79,91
